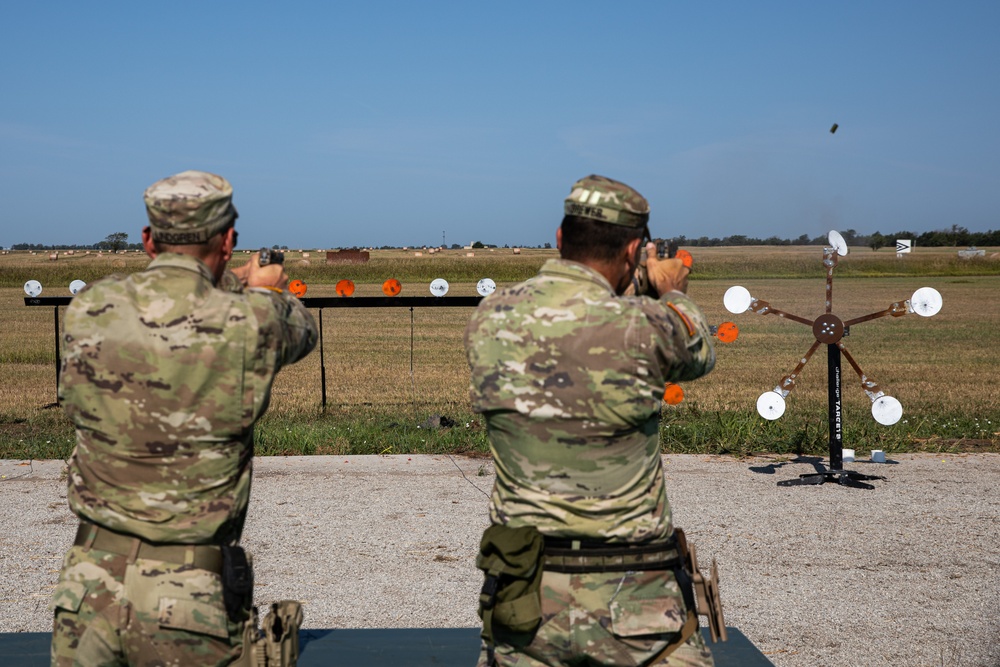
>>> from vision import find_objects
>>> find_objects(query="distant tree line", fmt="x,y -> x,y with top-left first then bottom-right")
668,225 -> 1000,251
5,226 -> 998,252
10,232 -> 140,252
9,242 -> 144,251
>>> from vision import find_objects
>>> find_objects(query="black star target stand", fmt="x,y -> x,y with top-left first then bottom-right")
723,231 -> 943,489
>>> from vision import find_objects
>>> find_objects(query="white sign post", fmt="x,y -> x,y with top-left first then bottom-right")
896,239 -> 912,258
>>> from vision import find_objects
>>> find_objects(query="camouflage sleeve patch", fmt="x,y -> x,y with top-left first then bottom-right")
634,292 -> 715,384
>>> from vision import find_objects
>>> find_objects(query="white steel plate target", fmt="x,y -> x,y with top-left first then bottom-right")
871,395 -> 903,425
909,287 -> 942,317
69,280 -> 87,295
429,278 -> 450,297
476,278 -> 497,297
756,391 -> 786,420
828,230 -> 849,256
24,280 -> 42,297
723,286 -> 753,314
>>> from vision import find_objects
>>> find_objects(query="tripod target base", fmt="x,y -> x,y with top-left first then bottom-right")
777,469 -> 886,490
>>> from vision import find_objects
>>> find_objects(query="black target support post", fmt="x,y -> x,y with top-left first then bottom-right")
318,309 -> 327,410
828,343 -> 843,471
778,341 -> 884,489
23,297 -> 71,407
53,304 -> 61,397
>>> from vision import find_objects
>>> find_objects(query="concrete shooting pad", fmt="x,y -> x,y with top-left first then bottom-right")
0,627 -> 770,666
2,455 -> 999,667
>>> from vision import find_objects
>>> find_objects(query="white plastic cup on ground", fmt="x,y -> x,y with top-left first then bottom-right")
871,450 -> 886,463
842,448 -> 855,463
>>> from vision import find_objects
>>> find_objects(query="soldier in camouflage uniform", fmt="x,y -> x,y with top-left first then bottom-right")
51,170 -> 317,666
466,175 -> 716,667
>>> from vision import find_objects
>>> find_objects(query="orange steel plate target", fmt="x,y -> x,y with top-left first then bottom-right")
335,279 -> 355,297
716,321 -> 739,344
288,280 -> 307,298
675,249 -> 693,269
382,278 -> 402,296
663,383 -> 685,405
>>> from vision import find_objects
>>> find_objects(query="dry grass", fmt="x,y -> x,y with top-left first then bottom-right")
2,246 -> 998,458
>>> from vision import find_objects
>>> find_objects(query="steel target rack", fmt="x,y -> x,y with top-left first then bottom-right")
24,294 -> 483,409
723,231 -> 942,489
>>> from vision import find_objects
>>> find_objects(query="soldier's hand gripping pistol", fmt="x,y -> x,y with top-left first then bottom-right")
258,247 -> 285,267
227,247 -> 290,293
628,238 -> 692,297
257,248 -> 308,297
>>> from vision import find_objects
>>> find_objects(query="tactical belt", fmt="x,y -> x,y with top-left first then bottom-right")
542,535 -> 680,574
74,522 -> 224,574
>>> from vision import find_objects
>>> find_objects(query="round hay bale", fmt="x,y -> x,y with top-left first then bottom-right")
298,259 -> 310,267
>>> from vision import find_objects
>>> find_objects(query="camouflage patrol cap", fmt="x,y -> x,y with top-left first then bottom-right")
564,175 -> 649,228
143,170 -> 238,244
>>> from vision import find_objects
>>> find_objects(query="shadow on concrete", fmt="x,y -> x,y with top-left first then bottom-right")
750,454 -> 898,476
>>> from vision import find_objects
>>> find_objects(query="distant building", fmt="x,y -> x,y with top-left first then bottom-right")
326,249 -> 370,264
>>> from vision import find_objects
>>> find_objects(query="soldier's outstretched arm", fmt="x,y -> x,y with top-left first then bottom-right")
244,289 -> 318,368
268,293 -> 318,366
232,251 -> 318,366
641,250 -> 715,382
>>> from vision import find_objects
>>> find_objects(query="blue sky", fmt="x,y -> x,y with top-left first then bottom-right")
2,2 -> 998,249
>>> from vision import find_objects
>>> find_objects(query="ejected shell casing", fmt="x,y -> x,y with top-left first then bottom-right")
830,123 -> 839,134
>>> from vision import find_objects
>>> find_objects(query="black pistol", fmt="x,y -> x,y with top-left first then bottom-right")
259,248 -> 285,266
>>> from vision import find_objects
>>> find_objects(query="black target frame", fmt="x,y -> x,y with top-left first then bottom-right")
24,295 -> 483,409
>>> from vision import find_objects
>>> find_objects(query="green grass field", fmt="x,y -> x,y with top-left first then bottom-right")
2,245 -> 998,460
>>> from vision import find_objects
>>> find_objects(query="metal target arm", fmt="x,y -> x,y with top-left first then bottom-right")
843,301 -> 910,327
824,249 -> 840,314
838,343 -> 892,403
773,340 -> 822,397
746,299 -> 814,327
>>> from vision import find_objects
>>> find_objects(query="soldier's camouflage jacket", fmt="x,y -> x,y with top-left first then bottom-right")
59,253 -> 317,545
465,259 -> 715,543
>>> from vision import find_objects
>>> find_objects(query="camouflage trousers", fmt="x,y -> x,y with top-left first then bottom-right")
50,545 -> 247,667
478,569 -> 714,667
